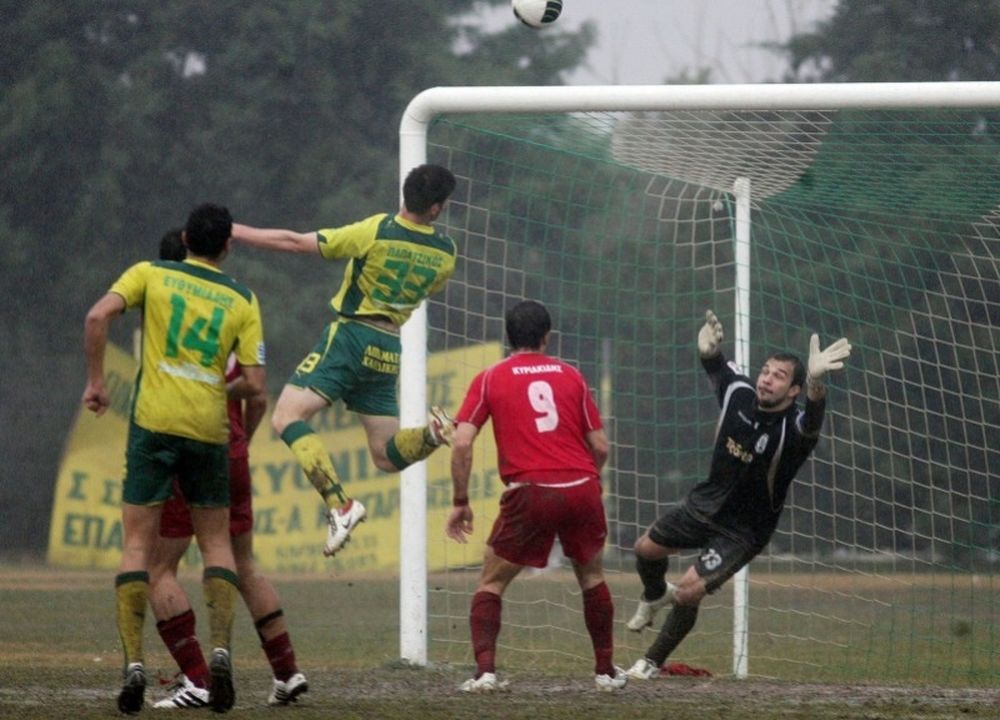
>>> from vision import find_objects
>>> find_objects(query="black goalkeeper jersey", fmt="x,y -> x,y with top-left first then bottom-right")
683,354 -> 825,544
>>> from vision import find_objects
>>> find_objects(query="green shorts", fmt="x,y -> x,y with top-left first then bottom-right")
288,319 -> 400,416
123,421 -> 230,507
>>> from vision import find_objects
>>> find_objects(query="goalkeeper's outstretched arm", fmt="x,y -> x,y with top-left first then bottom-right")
698,309 -> 723,359
797,334 -> 851,437
697,309 -> 732,400
806,334 -> 852,402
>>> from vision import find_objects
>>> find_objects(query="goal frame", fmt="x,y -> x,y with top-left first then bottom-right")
395,81 -> 1000,670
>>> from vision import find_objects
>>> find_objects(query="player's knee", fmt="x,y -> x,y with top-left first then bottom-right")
147,563 -> 173,587
674,581 -> 706,607
271,412 -> 291,436
371,454 -> 396,473
634,534 -> 661,558
234,556 -> 256,581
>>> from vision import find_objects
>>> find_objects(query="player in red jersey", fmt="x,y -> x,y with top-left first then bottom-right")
446,300 -> 627,693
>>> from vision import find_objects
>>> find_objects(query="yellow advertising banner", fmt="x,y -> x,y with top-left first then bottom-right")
48,341 -> 504,573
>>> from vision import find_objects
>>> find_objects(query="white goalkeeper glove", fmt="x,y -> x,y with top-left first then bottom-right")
697,309 -> 724,358
807,334 -> 852,389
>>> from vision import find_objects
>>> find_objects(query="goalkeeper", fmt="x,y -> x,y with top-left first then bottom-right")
624,310 -> 851,680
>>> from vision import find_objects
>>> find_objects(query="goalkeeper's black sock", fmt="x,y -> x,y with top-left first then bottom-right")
645,604 -> 699,666
635,555 -> 670,601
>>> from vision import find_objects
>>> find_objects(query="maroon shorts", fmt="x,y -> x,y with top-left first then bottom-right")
159,455 -> 253,538
487,477 -> 607,568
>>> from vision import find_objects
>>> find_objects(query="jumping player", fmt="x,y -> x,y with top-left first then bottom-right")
231,164 -> 459,558
625,309 -> 851,679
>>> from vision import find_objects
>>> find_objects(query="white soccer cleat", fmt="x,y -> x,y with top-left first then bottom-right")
267,672 -> 309,706
153,674 -> 209,709
324,499 -> 367,557
625,657 -> 660,680
428,406 -> 456,447
458,672 -> 510,693
594,666 -> 628,692
625,582 -> 678,632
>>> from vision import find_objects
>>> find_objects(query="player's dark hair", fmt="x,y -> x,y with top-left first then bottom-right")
403,164 -> 456,214
184,203 -> 232,258
505,300 -> 551,351
158,227 -> 186,261
769,351 -> 806,389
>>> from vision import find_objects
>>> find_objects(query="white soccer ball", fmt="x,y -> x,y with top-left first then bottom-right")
512,0 -> 563,28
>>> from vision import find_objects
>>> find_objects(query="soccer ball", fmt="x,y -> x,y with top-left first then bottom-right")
512,0 -> 563,29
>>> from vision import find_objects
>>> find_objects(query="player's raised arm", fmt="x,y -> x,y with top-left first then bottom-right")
806,334 -> 852,401
697,309 -> 724,359
231,223 -> 319,255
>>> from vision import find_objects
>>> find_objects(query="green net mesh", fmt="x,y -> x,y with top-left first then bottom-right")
421,106 -> 999,684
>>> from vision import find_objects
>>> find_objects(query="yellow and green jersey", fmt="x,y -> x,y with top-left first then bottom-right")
110,258 -> 265,444
317,213 -> 457,325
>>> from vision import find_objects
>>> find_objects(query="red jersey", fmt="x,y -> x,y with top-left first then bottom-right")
456,351 -> 603,484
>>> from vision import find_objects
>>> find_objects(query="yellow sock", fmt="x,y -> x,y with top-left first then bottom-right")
281,420 -> 346,508
385,427 -> 438,470
203,567 -> 239,650
115,571 -> 149,666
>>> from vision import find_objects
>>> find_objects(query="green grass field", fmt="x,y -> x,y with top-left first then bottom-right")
2,564 -> 998,719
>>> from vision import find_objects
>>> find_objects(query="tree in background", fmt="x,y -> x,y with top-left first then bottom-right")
0,0 -> 594,553
779,0 -> 1000,561
783,0 -> 1000,81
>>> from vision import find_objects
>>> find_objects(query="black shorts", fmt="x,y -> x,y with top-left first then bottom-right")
648,504 -> 764,594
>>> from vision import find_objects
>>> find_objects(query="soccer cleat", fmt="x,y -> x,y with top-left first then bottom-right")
428,406 -> 456,447
458,672 -> 510,693
625,582 -> 678,632
153,674 -> 209,709
117,662 -> 146,714
267,672 -> 309,706
323,499 -> 367,557
625,657 -> 660,680
594,666 -> 629,692
208,648 -> 235,713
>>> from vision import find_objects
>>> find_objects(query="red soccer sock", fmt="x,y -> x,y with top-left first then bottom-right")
582,582 -> 615,677
156,609 -> 210,688
261,632 -> 298,682
469,591 -> 502,676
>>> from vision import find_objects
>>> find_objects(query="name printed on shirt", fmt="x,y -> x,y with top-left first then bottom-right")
512,364 -> 564,375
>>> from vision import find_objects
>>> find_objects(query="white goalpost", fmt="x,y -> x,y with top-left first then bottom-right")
397,82 -> 1000,681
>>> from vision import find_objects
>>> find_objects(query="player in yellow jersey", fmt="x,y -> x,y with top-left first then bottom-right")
232,164 -> 458,557
83,203 -> 265,714
148,230 -> 307,710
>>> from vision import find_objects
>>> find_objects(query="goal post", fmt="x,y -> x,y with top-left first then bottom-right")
397,82 -> 1000,682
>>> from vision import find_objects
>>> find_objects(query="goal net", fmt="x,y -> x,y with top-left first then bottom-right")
399,84 -> 1000,685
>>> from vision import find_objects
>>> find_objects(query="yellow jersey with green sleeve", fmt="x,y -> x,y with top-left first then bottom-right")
110,258 -> 265,444
317,213 -> 457,325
